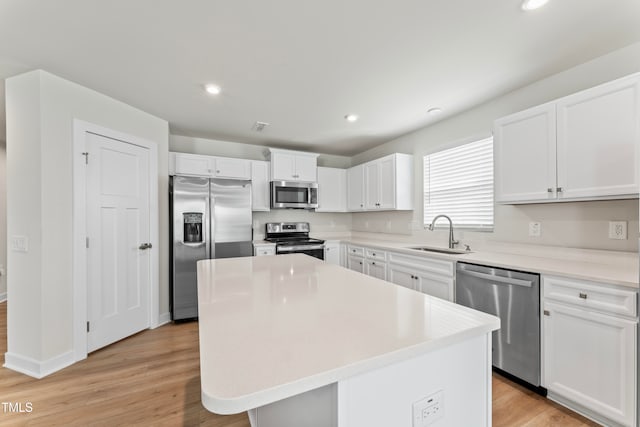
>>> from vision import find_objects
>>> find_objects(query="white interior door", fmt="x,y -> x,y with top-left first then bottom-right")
86,132 -> 151,353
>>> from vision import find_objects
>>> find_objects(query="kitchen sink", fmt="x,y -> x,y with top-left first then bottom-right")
406,246 -> 472,255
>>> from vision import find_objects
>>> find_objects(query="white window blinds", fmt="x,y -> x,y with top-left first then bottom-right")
423,137 -> 494,230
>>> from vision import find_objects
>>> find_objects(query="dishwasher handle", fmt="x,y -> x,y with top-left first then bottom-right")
457,268 -> 533,288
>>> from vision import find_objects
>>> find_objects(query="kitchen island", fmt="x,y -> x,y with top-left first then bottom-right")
197,254 -> 500,427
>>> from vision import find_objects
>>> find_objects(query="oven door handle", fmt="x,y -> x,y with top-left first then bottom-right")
456,269 -> 533,288
277,244 -> 325,252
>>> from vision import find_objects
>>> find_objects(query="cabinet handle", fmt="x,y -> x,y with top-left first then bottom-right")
360,204 -> 363,207
547,188 -> 553,193
556,187 -> 564,193
372,262 -> 376,265
359,261 -> 363,265
579,292 -> 588,299
543,310 -> 550,316
216,170 -> 220,173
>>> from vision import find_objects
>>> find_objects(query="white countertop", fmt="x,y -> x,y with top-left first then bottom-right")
328,237 -> 639,289
197,254 -> 500,415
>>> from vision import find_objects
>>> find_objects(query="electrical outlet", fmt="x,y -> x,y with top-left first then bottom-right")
528,222 -> 541,237
609,221 -> 627,240
412,390 -> 444,426
11,236 -> 29,253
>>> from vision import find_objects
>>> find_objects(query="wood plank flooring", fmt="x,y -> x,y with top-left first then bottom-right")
0,302 -> 598,426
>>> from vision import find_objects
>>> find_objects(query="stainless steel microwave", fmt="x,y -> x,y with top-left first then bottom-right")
270,181 -> 318,209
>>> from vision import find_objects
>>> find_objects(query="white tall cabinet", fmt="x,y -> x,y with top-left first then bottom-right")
251,160 -> 270,211
494,73 -> 640,204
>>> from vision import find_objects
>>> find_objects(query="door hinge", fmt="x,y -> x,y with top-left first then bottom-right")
543,310 -> 550,316
86,237 -> 89,248
82,152 -> 89,164
87,321 -> 90,332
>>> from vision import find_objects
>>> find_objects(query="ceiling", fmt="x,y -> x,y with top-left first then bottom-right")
1,0 -> 640,156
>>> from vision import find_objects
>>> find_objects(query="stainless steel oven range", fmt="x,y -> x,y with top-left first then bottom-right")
264,222 -> 325,260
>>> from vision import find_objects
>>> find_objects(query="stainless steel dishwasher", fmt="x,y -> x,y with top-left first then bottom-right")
455,262 -> 543,391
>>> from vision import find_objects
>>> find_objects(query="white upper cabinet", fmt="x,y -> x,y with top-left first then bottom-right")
556,76 -> 640,200
494,103 -> 557,203
251,160 -> 270,211
170,152 -> 251,180
172,152 -> 213,176
317,167 -> 347,212
213,157 -> 251,180
494,73 -> 640,204
347,164 -> 365,211
269,148 -> 319,182
351,153 -> 413,212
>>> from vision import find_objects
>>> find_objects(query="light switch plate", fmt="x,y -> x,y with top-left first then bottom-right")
528,222 -> 541,237
609,221 -> 627,240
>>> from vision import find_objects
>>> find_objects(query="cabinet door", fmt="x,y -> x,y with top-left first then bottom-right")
365,260 -> 386,280
377,155 -> 396,209
347,164 -> 365,211
174,153 -> 214,176
543,301 -> 636,426
387,264 -> 419,291
317,167 -> 347,212
295,155 -> 318,182
347,255 -> 365,273
417,272 -> 453,301
494,103 -> 557,203
251,161 -> 270,211
364,161 -> 380,209
324,243 -> 341,265
557,75 -> 640,200
271,152 -> 297,181
213,157 -> 251,180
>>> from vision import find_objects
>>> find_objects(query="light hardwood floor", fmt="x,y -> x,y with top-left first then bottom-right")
0,302 -> 597,426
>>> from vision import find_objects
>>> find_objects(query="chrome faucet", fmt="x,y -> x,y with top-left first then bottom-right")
427,215 -> 459,249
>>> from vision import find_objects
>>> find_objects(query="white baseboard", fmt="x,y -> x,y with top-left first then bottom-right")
0,292 -> 6,303
153,312 -> 171,329
4,350 -> 75,379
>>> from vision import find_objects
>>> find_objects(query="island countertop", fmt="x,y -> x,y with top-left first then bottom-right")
197,254 -> 500,415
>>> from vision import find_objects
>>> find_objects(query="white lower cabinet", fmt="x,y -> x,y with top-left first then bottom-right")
387,252 -> 454,301
254,243 -> 275,256
365,260 -> 386,280
542,276 -> 637,427
324,241 -> 341,265
347,255 -> 365,274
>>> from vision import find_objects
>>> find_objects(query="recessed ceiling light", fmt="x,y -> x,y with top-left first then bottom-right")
521,0 -> 549,11
345,114 -> 359,122
204,84 -> 221,95
427,107 -> 442,115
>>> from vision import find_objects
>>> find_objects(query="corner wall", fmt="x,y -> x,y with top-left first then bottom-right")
5,70 -> 169,374
350,41 -> 640,252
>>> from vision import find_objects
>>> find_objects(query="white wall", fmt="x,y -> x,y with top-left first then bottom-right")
5,70 -> 169,368
0,140 -> 5,300
351,41 -> 640,252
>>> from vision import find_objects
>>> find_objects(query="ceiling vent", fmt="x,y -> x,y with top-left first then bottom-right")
253,121 -> 270,132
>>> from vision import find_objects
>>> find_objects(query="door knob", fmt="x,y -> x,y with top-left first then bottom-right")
139,243 -> 153,250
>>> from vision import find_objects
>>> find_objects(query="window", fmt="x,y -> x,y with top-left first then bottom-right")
423,137 -> 494,230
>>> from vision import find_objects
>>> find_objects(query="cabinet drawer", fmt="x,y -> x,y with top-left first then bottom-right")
254,245 -> 275,256
388,252 -> 454,277
365,248 -> 387,261
347,245 -> 364,257
543,275 -> 637,318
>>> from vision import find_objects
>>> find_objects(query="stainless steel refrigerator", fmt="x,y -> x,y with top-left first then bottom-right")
170,176 -> 253,321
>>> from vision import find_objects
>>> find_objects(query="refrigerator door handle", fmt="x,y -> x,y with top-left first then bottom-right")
209,194 -> 215,259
